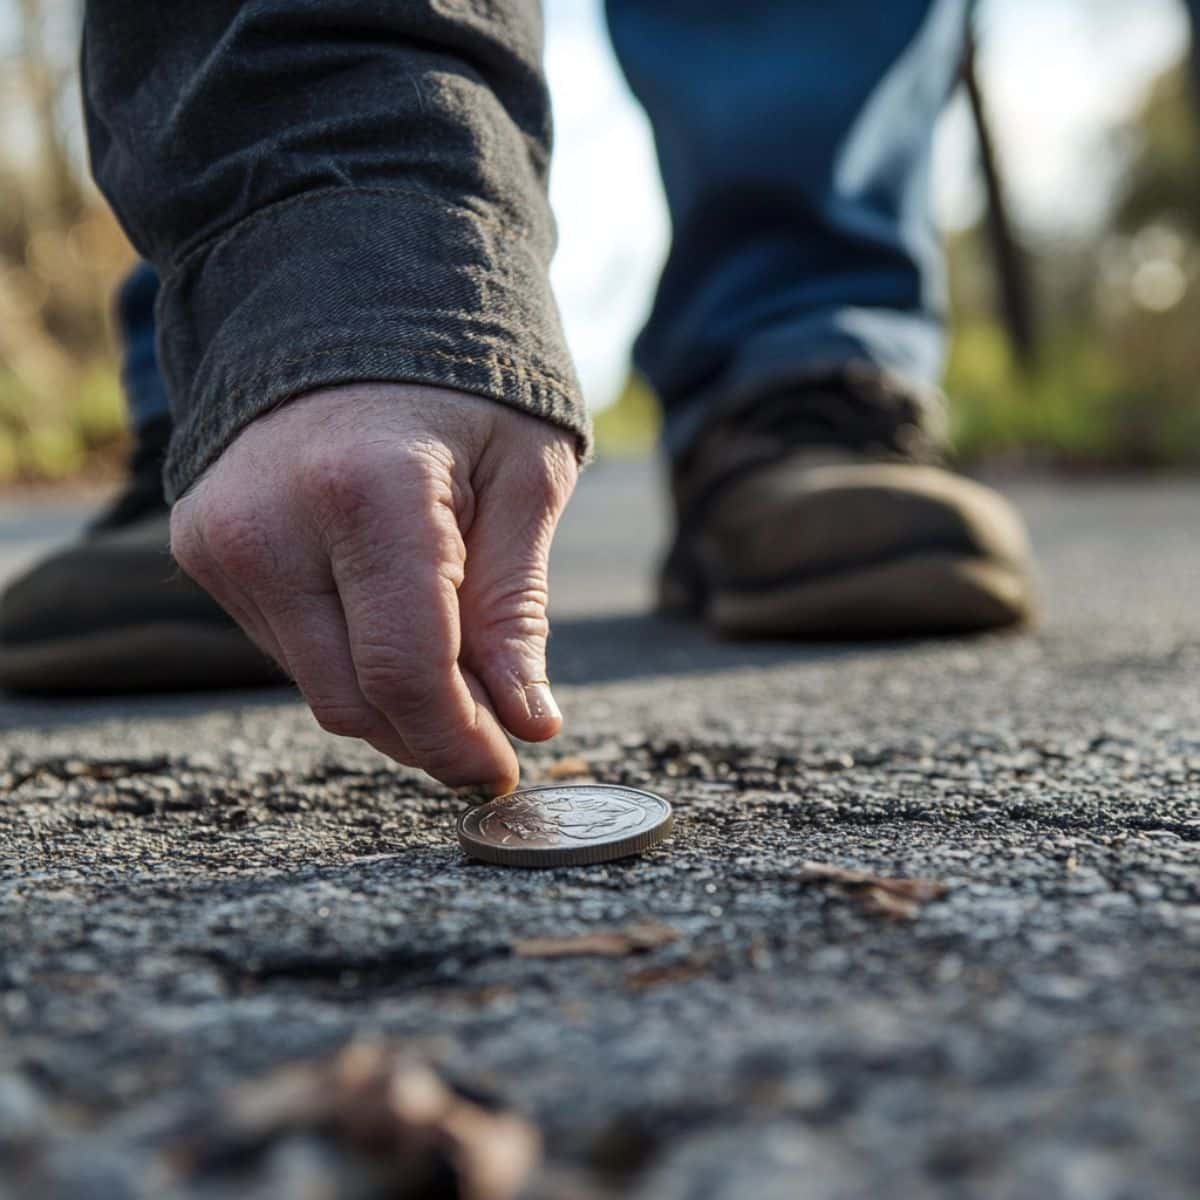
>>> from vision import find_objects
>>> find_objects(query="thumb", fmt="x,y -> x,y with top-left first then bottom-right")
459,454 -> 572,744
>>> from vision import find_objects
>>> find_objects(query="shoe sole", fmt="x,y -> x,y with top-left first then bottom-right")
707,551 -> 1035,639
0,622 -> 286,695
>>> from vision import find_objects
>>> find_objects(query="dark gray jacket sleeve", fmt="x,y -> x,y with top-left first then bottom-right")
82,1 -> 588,500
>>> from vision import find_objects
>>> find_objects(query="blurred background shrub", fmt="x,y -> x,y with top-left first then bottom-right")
1,0 -> 131,485
3,0 -> 1200,478
944,58 -> 1200,469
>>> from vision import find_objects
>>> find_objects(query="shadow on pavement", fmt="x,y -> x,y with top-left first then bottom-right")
548,610 -> 877,685
0,684 -> 298,734
0,615 -> 892,734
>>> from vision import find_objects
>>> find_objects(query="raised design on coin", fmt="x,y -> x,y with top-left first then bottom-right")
480,789 -> 649,844
458,784 -> 673,868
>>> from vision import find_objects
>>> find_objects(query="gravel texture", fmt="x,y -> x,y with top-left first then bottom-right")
0,464 -> 1197,1198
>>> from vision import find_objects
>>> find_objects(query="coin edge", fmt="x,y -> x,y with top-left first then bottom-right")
458,809 -> 674,868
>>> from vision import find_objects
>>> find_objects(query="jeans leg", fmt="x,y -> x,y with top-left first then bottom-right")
605,0 -> 969,458
1184,0 -> 1200,74
115,262 -> 171,434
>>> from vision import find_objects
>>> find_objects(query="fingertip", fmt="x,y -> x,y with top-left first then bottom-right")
499,739 -> 522,794
462,741 -> 519,798
518,719 -> 562,745
491,762 -> 521,797
518,681 -> 563,742
455,758 -> 518,802
424,743 -> 518,796
523,681 -> 561,722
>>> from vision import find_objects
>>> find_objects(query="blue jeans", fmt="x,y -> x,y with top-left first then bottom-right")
116,261 -> 170,434
117,0 -> 1200,457
606,0 -> 967,456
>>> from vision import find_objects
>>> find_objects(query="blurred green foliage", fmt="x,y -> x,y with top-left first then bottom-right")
3,4 -> 1200,481
0,364 -> 124,482
0,0 -> 132,485
946,322 -> 1123,466
946,60 -> 1200,469
601,58 -> 1200,470
593,373 -> 662,457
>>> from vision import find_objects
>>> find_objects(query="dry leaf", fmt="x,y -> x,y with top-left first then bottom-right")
544,756 -> 592,780
513,921 -> 680,959
796,861 -> 949,919
625,953 -> 715,990
857,887 -> 921,920
174,1039 -> 539,1200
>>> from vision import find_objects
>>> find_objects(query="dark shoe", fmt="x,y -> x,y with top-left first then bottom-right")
660,368 -> 1037,638
0,419 -> 284,693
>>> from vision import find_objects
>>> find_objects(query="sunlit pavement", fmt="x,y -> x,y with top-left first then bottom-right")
1,463 -> 1197,1197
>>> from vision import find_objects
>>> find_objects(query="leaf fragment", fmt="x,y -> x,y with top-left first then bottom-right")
172,1039 -> 539,1200
625,953 -> 716,990
513,921 -> 680,959
544,756 -> 592,781
796,861 -> 949,919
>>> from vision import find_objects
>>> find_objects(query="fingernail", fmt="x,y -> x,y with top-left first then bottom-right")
523,681 -> 562,724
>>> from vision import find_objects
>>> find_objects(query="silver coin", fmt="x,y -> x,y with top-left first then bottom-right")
457,784 -> 673,868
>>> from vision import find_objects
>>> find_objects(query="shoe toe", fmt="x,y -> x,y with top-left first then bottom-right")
685,462 -> 1037,638
0,515 -> 283,693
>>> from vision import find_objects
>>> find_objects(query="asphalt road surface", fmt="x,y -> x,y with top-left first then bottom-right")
1,463 -> 1197,1199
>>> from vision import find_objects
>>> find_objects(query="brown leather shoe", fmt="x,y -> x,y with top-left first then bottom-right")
660,368 -> 1037,639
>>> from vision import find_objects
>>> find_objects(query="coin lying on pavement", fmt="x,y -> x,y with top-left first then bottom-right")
458,784 -> 673,868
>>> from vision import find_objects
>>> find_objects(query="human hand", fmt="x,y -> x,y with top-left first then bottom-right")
170,383 -> 579,794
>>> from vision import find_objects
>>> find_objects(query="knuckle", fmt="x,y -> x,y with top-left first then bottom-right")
489,621 -> 549,665
300,445 -> 454,546
525,455 -> 573,512
532,439 -> 578,506
168,511 -> 205,578
196,503 -> 272,579
396,438 -> 456,479
299,451 -> 381,529
355,654 -> 437,716
309,700 -> 375,740
472,573 -> 550,636
352,652 -> 456,724
483,600 -> 550,646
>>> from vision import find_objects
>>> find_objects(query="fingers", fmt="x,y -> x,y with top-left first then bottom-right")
169,384 -> 578,795
170,497 -> 285,664
459,440 -> 575,744
174,500 -> 418,766
322,463 -> 520,794
261,591 -> 421,768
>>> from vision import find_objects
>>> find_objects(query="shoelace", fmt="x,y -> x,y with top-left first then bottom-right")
720,374 -> 941,462
673,370 -> 944,533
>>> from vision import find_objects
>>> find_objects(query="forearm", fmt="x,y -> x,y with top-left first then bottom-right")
82,0 -> 588,499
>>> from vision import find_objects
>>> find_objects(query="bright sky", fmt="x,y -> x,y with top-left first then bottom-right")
1,0 -> 1193,407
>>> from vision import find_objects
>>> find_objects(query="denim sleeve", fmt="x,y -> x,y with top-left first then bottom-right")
81,1 -> 588,501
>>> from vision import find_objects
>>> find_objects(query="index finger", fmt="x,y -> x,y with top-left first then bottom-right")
325,475 -> 519,794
